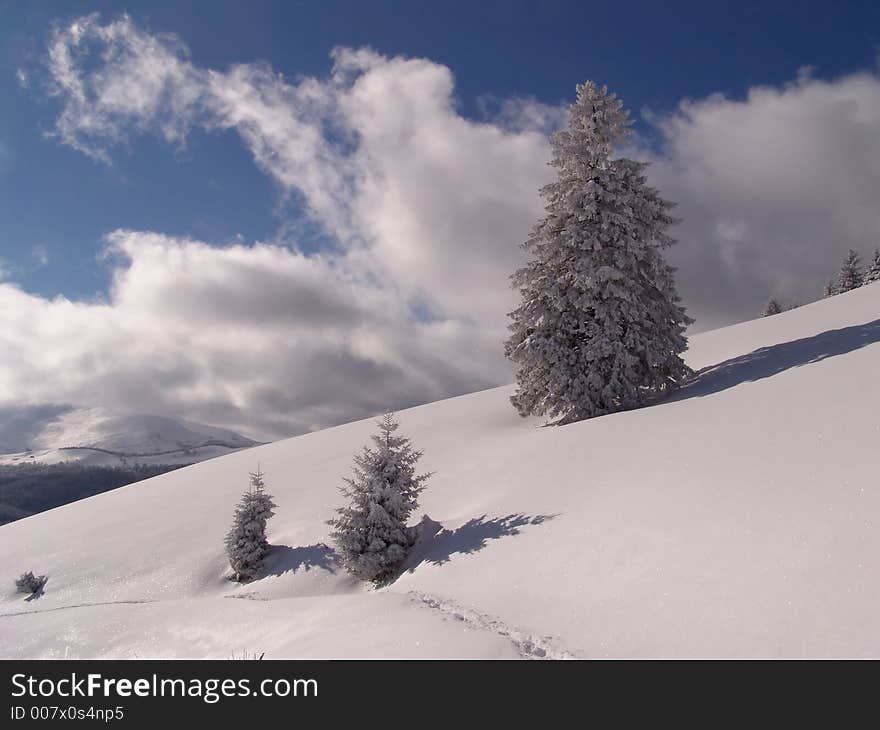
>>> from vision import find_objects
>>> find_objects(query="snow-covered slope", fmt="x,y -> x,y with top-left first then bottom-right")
0,407 -> 257,466
1,284 -> 879,658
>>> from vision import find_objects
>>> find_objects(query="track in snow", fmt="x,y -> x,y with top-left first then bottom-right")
0,599 -> 157,619
408,591 -> 577,659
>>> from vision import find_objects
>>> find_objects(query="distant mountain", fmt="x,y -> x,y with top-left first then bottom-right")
0,406 -> 258,467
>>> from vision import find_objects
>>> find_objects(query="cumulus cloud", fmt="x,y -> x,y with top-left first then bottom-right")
10,13 -> 554,437
646,70 -> 880,328
43,17 -> 556,324
0,232 -> 502,438
8,13 -> 880,437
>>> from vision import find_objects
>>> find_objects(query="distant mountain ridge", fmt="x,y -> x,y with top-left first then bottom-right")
0,407 -> 258,467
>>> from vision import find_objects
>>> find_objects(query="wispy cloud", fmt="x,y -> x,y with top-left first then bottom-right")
31,246 -> 49,267
46,13 -> 207,162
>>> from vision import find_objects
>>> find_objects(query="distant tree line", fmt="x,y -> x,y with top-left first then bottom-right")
0,462 -> 183,525
824,248 -> 880,297
762,298 -> 802,317
763,247 -> 880,317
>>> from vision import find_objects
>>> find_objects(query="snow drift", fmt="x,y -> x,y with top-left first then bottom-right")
1,283 -> 879,658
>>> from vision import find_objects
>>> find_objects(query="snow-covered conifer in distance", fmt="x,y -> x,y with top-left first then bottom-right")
505,81 -> 692,423
763,299 -> 783,316
225,468 -> 276,582
864,249 -> 880,284
836,249 -> 864,292
328,413 -> 430,584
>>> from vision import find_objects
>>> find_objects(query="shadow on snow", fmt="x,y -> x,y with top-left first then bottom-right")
258,514 -> 559,582
678,318 -> 880,400
262,543 -> 341,577
406,513 -> 559,571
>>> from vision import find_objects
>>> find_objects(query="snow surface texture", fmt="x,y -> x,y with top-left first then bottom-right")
1,283 -> 879,658
0,407 -> 257,467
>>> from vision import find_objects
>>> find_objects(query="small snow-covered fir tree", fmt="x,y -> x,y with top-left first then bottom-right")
824,276 -> 839,298
864,249 -> 880,284
225,468 -> 276,582
328,413 -> 430,584
836,249 -> 863,292
505,81 -> 692,424
763,299 -> 783,316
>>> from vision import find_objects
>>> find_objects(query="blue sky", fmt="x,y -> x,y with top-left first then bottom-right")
3,1 -> 880,438
2,0 -> 879,300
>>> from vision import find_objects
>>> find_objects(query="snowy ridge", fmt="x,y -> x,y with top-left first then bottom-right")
1,283 -> 879,657
0,408 -> 257,466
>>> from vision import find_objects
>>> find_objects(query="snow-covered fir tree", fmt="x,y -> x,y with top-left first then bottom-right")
864,249 -> 880,284
328,413 -> 430,584
763,299 -> 783,316
824,276 -> 839,298
225,468 -> 276,582
836,249 -> 863,292
505,81 -> 692,423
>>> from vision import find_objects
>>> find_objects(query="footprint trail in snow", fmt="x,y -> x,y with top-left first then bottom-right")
407,591 -> 577,659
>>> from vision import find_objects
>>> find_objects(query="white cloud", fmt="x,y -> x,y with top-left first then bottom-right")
46,14 -> 206,162
19,14 -> 552,436
15,14 -> 880,436
645,70 -> 880,326
0,231 -> 503,439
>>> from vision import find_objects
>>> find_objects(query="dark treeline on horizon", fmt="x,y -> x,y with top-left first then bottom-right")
0,462 -> 184,525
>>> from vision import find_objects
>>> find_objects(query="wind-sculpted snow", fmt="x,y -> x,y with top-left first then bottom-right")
1,283 -> 880,657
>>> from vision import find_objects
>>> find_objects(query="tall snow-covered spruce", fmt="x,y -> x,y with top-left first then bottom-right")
505,81 -> 692,423
328,413 -> 430,584
225,468 -> 276,582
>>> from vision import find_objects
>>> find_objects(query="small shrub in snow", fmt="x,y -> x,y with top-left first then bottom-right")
225,468 -> 276,582
15,571 -> 46,595
328,413 -> 430,584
